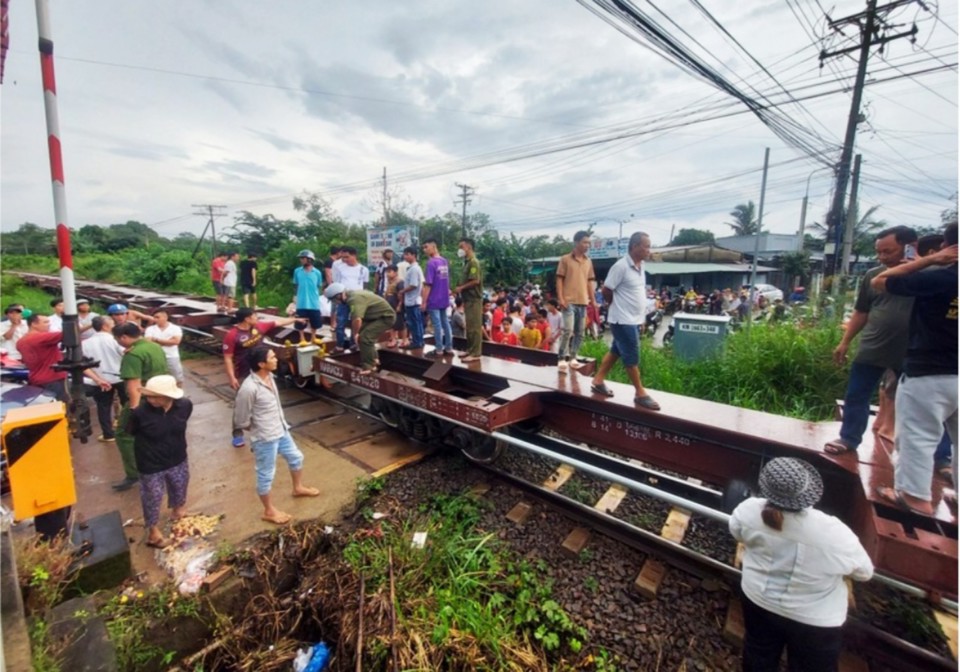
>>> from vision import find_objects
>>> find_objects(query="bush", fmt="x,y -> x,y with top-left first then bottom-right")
579,320 -> 847,421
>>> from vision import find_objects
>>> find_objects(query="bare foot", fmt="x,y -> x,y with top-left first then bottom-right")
293,486 -> 320,498
261,510 -> 293,525
146,536 -> 170,549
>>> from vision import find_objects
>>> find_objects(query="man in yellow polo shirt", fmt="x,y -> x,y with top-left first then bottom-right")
555,230 -> 597,372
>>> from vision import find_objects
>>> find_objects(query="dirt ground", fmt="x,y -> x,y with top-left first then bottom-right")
9,355 -> 424,585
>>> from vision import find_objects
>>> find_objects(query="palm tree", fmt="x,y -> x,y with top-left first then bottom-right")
808,205 -> 886,262
726,201 -> 761,236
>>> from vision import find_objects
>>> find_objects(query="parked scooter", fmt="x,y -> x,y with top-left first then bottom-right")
644,309 -> 663,338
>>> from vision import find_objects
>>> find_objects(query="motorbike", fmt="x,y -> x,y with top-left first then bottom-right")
644,309 -> 663,338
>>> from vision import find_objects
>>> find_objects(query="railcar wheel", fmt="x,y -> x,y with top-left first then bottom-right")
452,428 -> 504,464
370,397 -> 402,428
293,375 -> 312,389
721,479 -> 753,513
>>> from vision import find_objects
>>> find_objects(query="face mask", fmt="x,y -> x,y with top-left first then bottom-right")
457,248 -> 466,259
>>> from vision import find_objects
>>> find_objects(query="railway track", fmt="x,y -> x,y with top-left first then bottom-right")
13,272 -> 960,669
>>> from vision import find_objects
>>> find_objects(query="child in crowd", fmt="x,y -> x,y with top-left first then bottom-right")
537,309 -> 551,350
519,315 -> 542,349
383,265 -> 404,347
494,316 -> 518,346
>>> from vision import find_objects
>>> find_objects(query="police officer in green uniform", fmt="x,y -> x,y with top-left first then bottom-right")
112,322 -> 169,491
454,237 -> 484,362
324,283 -> 396,373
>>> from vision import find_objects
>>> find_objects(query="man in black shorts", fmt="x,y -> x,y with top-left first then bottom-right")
240,252 -> 259,308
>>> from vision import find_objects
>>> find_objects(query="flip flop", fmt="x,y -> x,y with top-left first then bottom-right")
145,538 -> 170,549
590,382 -> 615,397
634,395 -> 661,411
262,512 -> 293,525
824,439 -> 856,456
293,487 -> 321,498
875,486 -> 931,516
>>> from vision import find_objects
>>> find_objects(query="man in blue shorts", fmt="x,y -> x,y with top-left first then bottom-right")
589,232 -> 660,411
292,249 -> 324,341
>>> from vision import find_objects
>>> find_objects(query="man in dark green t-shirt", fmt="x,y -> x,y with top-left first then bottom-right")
825,226 -> 916,455
324,284 -> 395,373
455,237 -> 484,362
112,321 -> 168,490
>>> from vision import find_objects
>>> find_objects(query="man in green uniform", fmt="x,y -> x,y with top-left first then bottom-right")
454,237 -> 484,362
324,283 -> 395,373
112,321 -> 168,491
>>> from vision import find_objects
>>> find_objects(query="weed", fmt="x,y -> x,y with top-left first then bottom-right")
13,535 -> 77,614
630,512 -> 659,530
578,548 -> 595,563
584,575 -> 600,594
355,475 -> 385,506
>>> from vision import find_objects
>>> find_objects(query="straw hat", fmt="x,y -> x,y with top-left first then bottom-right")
139,375 -> 183,399
759,457 -> 823,511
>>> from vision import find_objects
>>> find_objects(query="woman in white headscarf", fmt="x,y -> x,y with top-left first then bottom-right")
729,457 -> 874,672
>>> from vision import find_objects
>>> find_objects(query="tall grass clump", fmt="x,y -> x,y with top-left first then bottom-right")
579,320 -> 847,421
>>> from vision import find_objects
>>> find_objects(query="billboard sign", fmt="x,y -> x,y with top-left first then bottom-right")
588,237 -> 627,260
367,226 -> 418,269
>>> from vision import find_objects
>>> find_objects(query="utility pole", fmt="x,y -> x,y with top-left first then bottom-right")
840,154 -> 863,280
381,167 -> 389,227
191,204 -> 226,258
748,147 -> 771,326
821,0 -> 919,279
454,183 -> 475,239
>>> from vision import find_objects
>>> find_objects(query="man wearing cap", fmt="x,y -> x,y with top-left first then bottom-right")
107,303 -> 154,328
128,375 -> 194,548
111,322 -> 169,491
83,316 -> 127,442
730,457 -> 873,670
234,348 -> 319,525
1,304 -> 28,360
293,250 -> 324,341
76,299 -> 99,340
324,284 -> 395,373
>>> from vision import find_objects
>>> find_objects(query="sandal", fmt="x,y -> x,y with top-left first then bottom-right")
634,395 -> 661,411
824,439 -> 856,456
875,486 -> 932,515
590,383 -> 615,397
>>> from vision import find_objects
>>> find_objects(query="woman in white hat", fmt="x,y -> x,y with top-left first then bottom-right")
127,374 -> 194,548
729,457 -> 874,671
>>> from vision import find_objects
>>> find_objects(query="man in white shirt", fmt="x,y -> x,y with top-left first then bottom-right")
589,232 -> 660,411
1,304 -> 29,360
82,316 -> 127,441
48,297 -> 65,332
144,309 -> 184,384
222,251 -> 239,312
77,299 -> 99,340
332,246 -> 370,348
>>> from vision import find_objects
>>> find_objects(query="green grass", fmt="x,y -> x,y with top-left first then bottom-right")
579,320 -> 847,421
342,492 -> 617,671
1,273 -> 61,314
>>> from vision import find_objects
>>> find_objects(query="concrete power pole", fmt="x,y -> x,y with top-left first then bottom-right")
840,154 -> 863,277
454,183 -> 475,239
191,204 -> 226,258
821,0 -> 920,280
382,166 -> 389,227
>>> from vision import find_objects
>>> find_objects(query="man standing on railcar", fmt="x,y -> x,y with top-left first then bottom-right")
454,237 -> 484,363
555,230 -> 597,373
589,232 -> 660,411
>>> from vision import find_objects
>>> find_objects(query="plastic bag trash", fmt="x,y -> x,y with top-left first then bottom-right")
293,642 -> 330,672
411,531 -> 427,549
371,512 -> 387,520
292,648 -> 312,672
323,525 -> 334,534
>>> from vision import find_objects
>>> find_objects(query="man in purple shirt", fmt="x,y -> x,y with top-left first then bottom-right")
422,238 -> 454,356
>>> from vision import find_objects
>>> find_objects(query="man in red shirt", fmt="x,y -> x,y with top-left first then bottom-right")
18,314 -> 111,402
211,251 -> 228,312
222,308 -> 300,447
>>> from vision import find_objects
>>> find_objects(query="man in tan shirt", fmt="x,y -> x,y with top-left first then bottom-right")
555,230 -> 597,372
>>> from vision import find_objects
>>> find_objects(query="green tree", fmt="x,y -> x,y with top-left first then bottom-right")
726,202 -> 760,236
779,251 -> 811,286
669,228 -> 716,246
808,205 -> 886,262
0,222 -> 56,255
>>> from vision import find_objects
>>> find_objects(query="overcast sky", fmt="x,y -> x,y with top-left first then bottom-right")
1,0 -> 956,245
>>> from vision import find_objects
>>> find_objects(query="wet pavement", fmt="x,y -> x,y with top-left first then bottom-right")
11,355 -> 424,585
